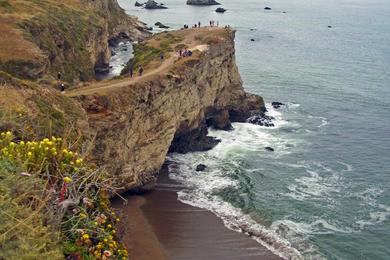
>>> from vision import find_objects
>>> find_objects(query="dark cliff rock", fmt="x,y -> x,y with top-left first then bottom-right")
144,0 -> 168,9
155,22 -> 170,28
77,29 -> 266,192
216,7 -> 227,13
187,0 -> 221,6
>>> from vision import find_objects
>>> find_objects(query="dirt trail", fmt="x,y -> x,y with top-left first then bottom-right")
66,27 -> 221,97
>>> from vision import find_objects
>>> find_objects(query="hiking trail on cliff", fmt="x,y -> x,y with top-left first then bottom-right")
66,28 -> 222,97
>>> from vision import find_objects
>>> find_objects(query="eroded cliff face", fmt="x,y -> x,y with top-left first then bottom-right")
0,0 -> 149,83
78,31 -> 264,192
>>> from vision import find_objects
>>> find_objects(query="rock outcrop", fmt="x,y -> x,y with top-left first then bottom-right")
144,0 -> 168,9
0,0 -> 150,83
216,7 -> 227,13
187,0 -> 221,6
77,30 -> 264,192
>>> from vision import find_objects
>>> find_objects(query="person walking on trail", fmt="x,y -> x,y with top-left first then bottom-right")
60,83 -> 65,93
160,53 -> 164,61
129,65 -> 133,78
198,21 -> 201,28
57,72 -> 62,80
139,66 -> 144,76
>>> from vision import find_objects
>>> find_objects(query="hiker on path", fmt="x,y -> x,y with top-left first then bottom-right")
198,21 -> 201,28
160,53 -> 164,61
60,83 -> 65,93
57,72 -> 62,80
139,66 -> 144,76
129,65 -> 133,78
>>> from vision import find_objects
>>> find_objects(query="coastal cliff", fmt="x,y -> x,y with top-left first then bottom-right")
0,0 -> 149,83
74,28 -> 264,192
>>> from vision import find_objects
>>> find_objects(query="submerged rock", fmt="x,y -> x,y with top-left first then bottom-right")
271,101 -> 285,109
196,164 -> 207,172
216,7 -> 226,13
251,38 -> 255,42
187,0 -> 221,6
155,22 -> 170,28
145,0 -> 168,9
264,7 -> 272,10
246,113 -> 275,127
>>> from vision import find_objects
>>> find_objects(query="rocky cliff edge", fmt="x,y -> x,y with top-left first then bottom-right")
73,28 -> 265,192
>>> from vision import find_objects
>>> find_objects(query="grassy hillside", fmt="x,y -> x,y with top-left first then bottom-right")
0,0 -> 145,83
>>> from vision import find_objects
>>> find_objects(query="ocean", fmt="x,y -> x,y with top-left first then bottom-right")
117,0 -> 390,259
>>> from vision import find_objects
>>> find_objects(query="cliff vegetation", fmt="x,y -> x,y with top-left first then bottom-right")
0,0 -> 149,83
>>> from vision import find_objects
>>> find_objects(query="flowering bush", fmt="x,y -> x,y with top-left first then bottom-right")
0,131 -> 128,259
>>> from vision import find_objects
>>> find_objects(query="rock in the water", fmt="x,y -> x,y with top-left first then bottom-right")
155,22 -> 170,28
94,64 -> 110,75
146,27 -> 153,31
196,164 -> 207,172
328,25 -> 332,28
187,0 -> 221,6
251,38 -> 255,41
145,0 -> 168,9
246,113 -> 275,127
135,1 -> 143,6
264,7 -> 272,10
271,101 -> 285,109
216,7 -> 226,13
265,147 -> 274,152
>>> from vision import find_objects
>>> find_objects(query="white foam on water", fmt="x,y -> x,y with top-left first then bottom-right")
354,187 -> 390,229
282,161 -> 343,201
265,103 -> 295,129
165,120 -> 307,259
167,161 -> 303,260
336,161 -> 353,172
317,117 -> 329,128
208,123 -> 295,157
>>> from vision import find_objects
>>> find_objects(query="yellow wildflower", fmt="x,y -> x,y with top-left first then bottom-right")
63,177 -> 72,183
82,234 -> 89,240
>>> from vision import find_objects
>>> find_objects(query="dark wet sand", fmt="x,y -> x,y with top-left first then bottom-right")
113,167 -> 281,260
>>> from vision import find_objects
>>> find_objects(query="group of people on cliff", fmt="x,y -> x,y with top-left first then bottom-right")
183,20 -> 221,29
178,49 -> 193,57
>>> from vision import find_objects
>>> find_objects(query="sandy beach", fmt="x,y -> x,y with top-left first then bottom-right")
112,165 -> 281,260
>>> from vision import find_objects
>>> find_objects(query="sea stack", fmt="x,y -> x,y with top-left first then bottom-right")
187,0 -> 221,6
144,0 -> 168,9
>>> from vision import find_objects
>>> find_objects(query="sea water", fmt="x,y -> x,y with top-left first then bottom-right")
117,0 -> 390,259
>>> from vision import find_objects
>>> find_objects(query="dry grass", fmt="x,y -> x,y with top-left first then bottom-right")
0,19 -> 43,61
0,0 -> 92,62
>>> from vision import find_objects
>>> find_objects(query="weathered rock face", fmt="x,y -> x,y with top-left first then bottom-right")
186,0 -> 221,6
14,0 -> 149,83
78,31 -> 264,192
144,0 -> 168,9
